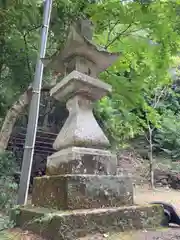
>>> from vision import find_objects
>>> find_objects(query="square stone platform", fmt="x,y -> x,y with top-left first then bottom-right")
11,204 -> 164,240
32,174 -> 134,210
46,147 -> 117,175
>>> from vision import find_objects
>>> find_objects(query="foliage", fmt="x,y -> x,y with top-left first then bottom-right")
0,152 -> 18,213
1,0 -> 180,163
154,110 -> 180,160
86,0 -> 180,146
0,1 -> 41,116
0,152 -> 18,177
0,151 -> 18,231
149,83 -> 180,161
0,0 -> 90,118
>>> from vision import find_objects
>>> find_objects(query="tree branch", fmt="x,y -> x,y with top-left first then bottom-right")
24,24 -> 42,37
22,33 -> 32,83
106,20 -> 121,46
105,23 -> 132,49
144,131 -> 150,143
19,24 -> 42,83
153,87 -> 167,109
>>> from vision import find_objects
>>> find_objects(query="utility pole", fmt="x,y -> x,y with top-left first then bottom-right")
17,0 -> 53,205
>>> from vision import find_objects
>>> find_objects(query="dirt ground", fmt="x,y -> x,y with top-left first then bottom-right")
134,185 -> 180,215
5,186 -> 180,240
80,186 -> 180,240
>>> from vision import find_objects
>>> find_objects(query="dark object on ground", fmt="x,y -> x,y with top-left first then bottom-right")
150,201 -> 180,227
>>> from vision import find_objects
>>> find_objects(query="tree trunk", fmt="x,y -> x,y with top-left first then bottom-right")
149,154 -> 154,189
0,88 -> 32,152
148,128 -> 155,189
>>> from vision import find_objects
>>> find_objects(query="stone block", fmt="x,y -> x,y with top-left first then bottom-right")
50,70 -> 112,102
46,147 -> 117,175
32,174 -> 133,210
12,204 -> 164,240
53,95 -> 111,150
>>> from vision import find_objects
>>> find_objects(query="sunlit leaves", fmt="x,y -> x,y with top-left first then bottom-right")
1,0 -> 180,148
154,110 -> 180,160
87,0 -> 180,145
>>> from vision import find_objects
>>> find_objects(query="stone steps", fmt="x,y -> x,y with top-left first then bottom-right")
11,204 -> 164,240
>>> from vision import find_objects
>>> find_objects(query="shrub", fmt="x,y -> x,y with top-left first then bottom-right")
0,151 -> 19,213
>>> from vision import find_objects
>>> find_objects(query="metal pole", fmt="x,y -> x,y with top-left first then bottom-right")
17,0 -> 53,205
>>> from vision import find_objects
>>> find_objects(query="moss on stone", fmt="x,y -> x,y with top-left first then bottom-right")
32,175 -> 133,210
11,204 -> 164,240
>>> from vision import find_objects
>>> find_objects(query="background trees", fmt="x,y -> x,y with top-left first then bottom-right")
0,0 -> 180,185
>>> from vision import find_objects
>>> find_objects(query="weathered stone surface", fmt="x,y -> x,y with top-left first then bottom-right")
32,174 -> 133,209
50,70 -> 112,102
12,204 -> 164,240
53,96 -> 110,150
46,147 -> 117,175
65,56 -> 98,78
50,71 -> 112,150
42,22 -> 120,76
13,19 -> 163,240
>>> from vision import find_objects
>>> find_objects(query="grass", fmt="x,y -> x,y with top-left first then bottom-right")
0,231 -> 20,240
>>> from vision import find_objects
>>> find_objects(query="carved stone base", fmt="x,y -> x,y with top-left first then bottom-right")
46,147 -> 117,175
32,174 -> 133,210
12,205 -> 164,240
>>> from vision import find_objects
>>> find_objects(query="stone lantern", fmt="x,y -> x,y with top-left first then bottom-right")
13,19 -> 164,240
31,19 -> 134,209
